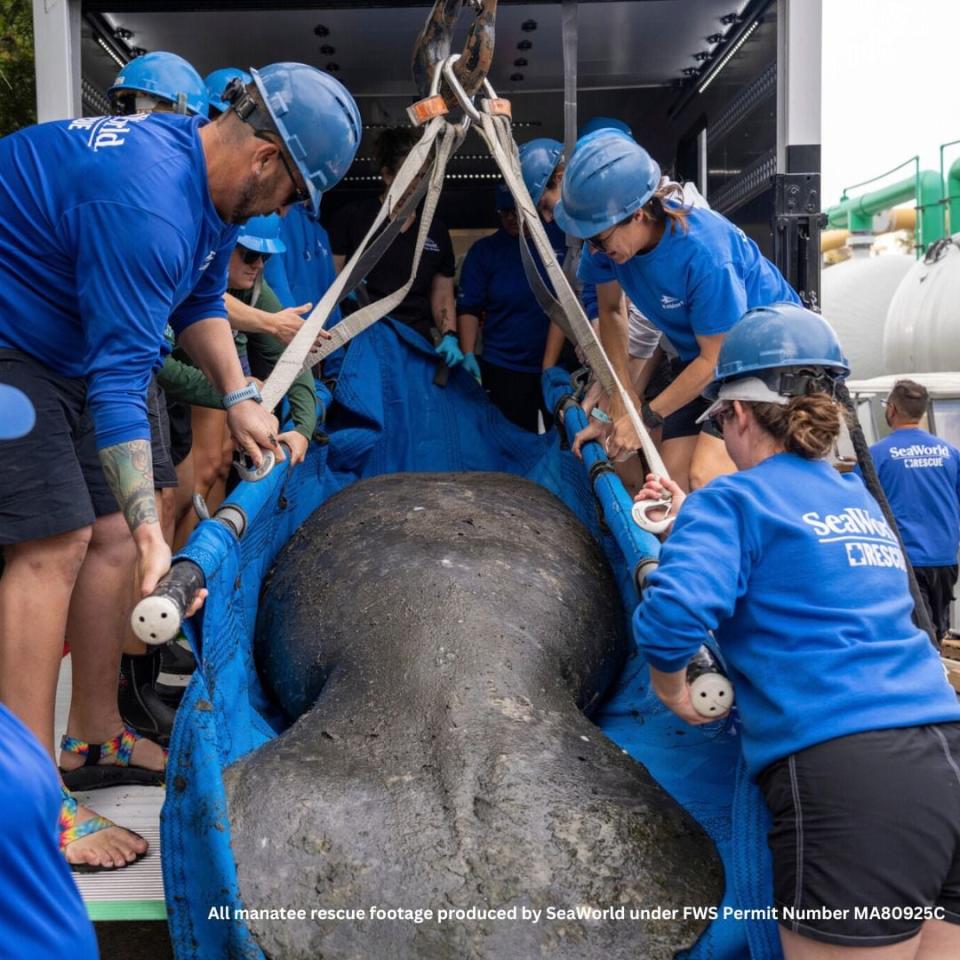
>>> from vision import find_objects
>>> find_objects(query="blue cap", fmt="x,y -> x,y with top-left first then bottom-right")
251,62 -> 362,217
579,116 -> 633,140
703,302 -> 850,400
495,183 -> 515,211
237,214 -> 286,254
205,67 -> 253,114
518,138 -> 564,206
110,51 -> 209,117
0,385 -> 36,440
553,133 -> 661,239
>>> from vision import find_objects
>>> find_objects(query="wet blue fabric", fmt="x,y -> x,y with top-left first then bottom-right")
578,207 -> 799,362
0,705 -> 99,960
867,427 -> 960,566
163,318 -> 780,959
262,204 -> 341,328
0,114 -> 234,448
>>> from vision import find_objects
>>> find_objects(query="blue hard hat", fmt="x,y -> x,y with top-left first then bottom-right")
519,138 -> 564,206
236,214 -> 287,255
553,133 -> 661,239
703,302 -> 850,401
0,384 -> 36,440
205,67 -> 252,114
251,62 -> 362,217
495,183 -> 515,211
110,51 -> 209,117
579,116 -> 633,140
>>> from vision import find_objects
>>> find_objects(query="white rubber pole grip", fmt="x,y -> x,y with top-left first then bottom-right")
131,595 -> 182,646
689,672 -> 735,718
130,559 -> 205,645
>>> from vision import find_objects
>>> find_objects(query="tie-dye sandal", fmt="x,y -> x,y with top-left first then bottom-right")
59,724 -> 167,791
59,787 -> 146,873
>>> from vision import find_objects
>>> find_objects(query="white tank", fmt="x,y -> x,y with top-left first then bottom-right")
884,238 -> 960,372
821,253 -> 914,379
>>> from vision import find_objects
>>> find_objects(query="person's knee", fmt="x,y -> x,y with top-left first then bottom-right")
4,526 -> 93,586
88,512 -> 137,567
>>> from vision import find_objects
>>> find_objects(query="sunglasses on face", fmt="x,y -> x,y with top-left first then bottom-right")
238,247 -> 271,265
254,132 -> 310,207
708,403 -> 734,437
587,222 -> 623,254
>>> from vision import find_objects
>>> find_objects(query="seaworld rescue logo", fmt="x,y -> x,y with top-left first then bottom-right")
660,294 -> 685,310
69,114 -> 150,151
801,507 -> 905,571
889,442 -> 951,469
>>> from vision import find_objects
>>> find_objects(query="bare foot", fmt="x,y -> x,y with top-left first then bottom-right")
64,804 -> 149,871
59,727 -> 167,774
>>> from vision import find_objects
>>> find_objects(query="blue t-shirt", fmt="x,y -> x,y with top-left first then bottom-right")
0,705 -> 99,960
868,427 -> 960,566
0,114 -> 236,449
578,207 -> 799,362
633,453 -> 960,778
263,204 -> 341,328
457,221 -> 566,373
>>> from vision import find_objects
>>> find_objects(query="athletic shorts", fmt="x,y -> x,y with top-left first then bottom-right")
758,724 -> 960,947
147,377 -> 177,489
0,349 -> 118,543
655,357 -> 715,442
165,398 -> 193,468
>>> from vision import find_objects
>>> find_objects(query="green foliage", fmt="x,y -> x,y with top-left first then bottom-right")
0,0 -> 37,135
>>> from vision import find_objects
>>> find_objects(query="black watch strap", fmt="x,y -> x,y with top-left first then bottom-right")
641,401 -> 664,430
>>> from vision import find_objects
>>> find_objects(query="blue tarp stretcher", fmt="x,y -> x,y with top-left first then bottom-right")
162,319 -> 781,960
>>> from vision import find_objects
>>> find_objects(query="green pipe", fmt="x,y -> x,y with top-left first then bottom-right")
825,165 -> 946,251
947,156 -> 960,235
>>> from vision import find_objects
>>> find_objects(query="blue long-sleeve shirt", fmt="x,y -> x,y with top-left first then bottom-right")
263,204 -> 341,327
864,427 -> 960,566
633,452 -> 960,778
0,114 -> 235,448
579,207 -> 798,362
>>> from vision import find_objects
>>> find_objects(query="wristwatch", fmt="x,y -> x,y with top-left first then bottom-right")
641,401 -> 664,430
222,381 -> 263,408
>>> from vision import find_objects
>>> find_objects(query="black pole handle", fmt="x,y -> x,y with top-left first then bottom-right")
130,559 -> 206,645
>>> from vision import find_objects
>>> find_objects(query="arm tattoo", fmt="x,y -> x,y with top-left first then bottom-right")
98,439 -> 159,532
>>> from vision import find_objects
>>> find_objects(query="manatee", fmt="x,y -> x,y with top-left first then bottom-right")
224,472 -> 722,959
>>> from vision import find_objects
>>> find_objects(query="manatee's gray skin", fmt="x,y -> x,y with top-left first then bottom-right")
224,473 -> 722,960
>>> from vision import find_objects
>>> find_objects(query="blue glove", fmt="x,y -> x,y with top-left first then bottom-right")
435,332 -> 464,367
462,352 -> 482,383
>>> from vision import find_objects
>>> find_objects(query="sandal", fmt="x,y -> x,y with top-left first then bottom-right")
59,724 -> 167,791
59,787 -> 147,874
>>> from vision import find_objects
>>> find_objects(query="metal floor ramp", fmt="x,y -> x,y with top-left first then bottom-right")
57,658 -> 167,921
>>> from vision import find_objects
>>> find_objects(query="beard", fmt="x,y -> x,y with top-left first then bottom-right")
228,172 -> 274,224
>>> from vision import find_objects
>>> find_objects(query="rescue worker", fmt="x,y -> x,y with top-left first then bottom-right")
0,62 -> 361,871
330,127 -> 458,356
554,133 -> 800,490
519,137 -> 564,223
182,213 -> 319,538
109,50 -> 209,118
866,379 -> 960,639
633,303 -> 960,959
456,184 -> 566,431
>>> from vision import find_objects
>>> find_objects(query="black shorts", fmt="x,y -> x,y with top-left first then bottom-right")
166,398 -> 193,467
758,724 -> 960,947
0,350 -> 118,544
914,565 -> 958,640
147,377 -> 177,489
655,357 -> 713,442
